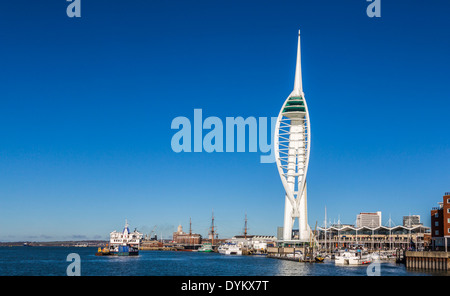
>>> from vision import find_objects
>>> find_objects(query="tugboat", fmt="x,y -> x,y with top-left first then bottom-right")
96,220 -> 143,256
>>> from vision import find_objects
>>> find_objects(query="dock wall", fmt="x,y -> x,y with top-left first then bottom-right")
405,251 -> 450,271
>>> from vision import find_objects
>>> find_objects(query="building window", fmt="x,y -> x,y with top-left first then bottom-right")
435,213 -> 439,218
447,208 -> 450,214
447,198 -> 450,203
435,230 -> 439,235
435,221 -> 439,226
448,218 -> 450,223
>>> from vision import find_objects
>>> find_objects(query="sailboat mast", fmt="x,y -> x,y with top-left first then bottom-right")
324,206 -> 327,252
244,213 -> 248,240
189,217 -> 192,246
211,210 -> 215,246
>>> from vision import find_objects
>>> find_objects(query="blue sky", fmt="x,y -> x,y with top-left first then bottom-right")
0,0 -> 449,241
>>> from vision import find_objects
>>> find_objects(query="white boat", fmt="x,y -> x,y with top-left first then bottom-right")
371,251 -> 396,261
286,251 -> 303,259
335,250 -> 371,265
370,253 -> 380,261
218,243 -> 242,255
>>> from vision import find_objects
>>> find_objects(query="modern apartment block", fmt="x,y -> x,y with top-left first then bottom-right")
430,192 -> 450,251
403,215 -> 421,227
356,211 -> 382,228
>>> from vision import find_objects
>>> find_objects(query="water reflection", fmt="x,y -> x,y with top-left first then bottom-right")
1,247 -> 446,276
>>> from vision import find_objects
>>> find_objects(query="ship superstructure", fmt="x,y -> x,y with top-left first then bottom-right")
109,219 -> 143,255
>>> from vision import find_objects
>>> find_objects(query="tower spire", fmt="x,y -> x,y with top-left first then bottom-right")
275,30 -> 311,242
291,30 -> 303,97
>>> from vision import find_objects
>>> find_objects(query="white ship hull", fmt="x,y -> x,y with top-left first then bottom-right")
218,244 -> 242,255
335,251 -> 371,265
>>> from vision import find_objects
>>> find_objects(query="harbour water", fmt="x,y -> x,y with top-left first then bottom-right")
1,246 -> 449,276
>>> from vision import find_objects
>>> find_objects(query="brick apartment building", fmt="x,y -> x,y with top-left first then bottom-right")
431,192 -> 450,251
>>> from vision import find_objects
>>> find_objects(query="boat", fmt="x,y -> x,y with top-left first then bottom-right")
96,220 -> 143,256
198,242 -> 214,253
370,252 -> 380,261
315,256 -> 325,262
218,242 -> 242,255
314,252 -> 328,262
286,250 -> 303,259
95,246 -> 111,256
335,249 -> 371,265
369,251 -> 392,261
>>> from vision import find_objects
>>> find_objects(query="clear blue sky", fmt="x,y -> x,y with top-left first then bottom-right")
1,0 -> 449,241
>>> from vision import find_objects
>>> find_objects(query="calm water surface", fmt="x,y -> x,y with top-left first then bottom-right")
0,247 -> 448,276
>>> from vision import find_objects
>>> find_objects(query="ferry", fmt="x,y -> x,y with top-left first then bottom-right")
218,242 -> 242,255
96,220 -> 143,256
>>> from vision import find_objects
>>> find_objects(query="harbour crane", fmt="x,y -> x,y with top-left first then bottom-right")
148,225 -> 157,240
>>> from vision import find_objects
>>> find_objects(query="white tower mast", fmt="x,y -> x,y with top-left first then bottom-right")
274,30 -> 311,242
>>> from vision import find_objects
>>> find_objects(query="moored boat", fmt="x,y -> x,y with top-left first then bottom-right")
315,256 -> 325,262
335,249 -> 371,265
198,242 -> 213,253
218,242 -> 242,255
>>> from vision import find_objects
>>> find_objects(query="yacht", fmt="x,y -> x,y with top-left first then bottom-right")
335,249 -> 371,265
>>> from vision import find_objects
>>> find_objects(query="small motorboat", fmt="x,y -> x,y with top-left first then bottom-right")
315,256 -> 325,262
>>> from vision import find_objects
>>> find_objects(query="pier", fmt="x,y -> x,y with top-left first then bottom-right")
405,251 -> 450,271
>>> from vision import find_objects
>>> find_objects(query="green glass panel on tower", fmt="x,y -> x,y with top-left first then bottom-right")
283,96 -> 306,113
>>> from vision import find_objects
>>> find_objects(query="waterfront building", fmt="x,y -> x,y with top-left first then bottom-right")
356,212 -> 382,228
229,235 -> 277,251
317,224 -> 430,251
330,224 -> 354,228
274,30 -> 311,242
276,227 -> 284,241
430,192 -> 450,251
172,224 -> 202,245
403,215 -> 422,227
140,239 -> 163,249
